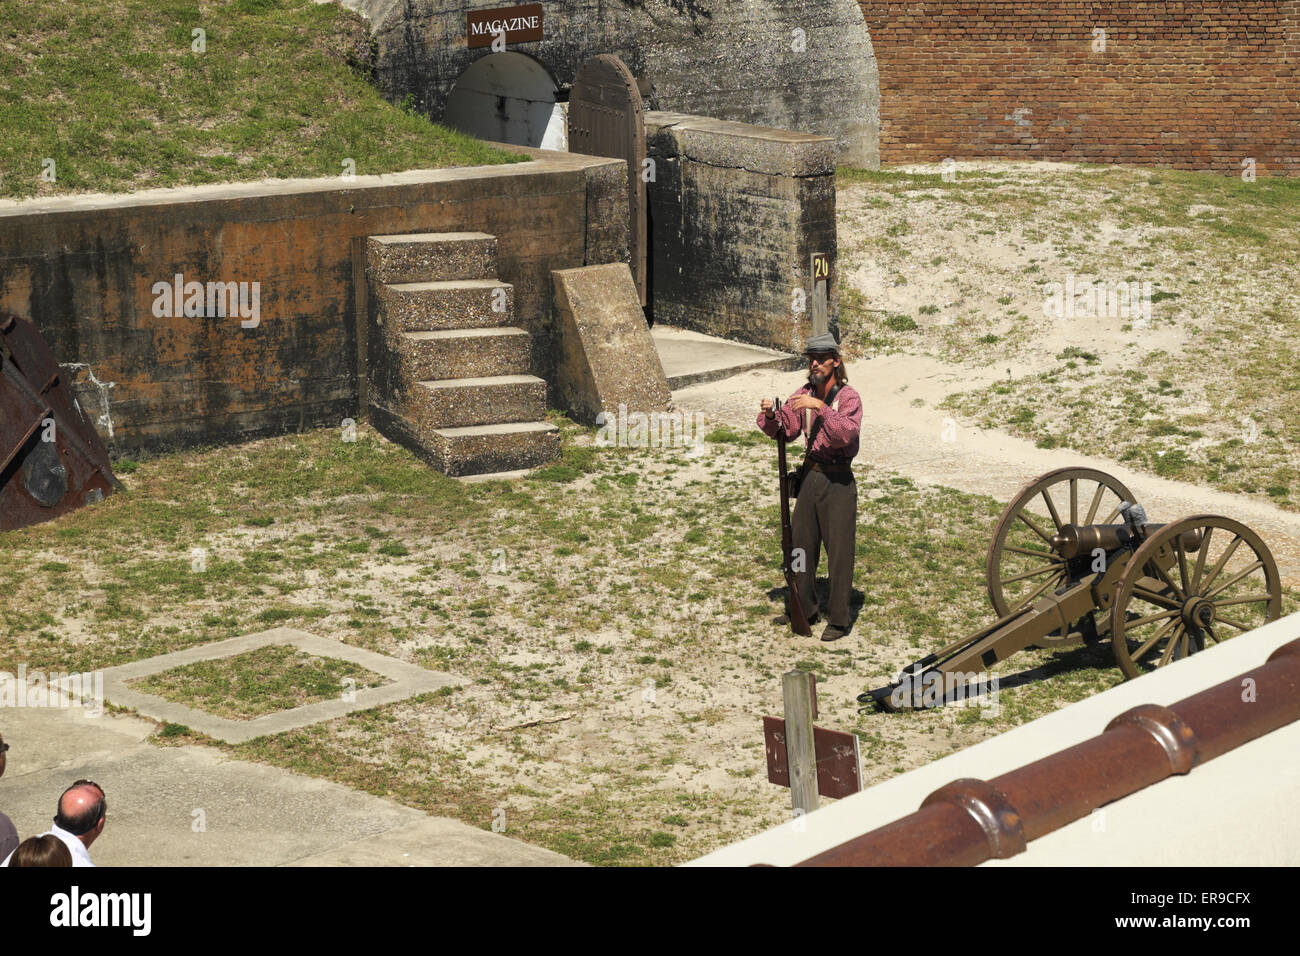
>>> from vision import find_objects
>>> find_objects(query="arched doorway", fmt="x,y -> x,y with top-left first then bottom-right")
442,52 -> 560,148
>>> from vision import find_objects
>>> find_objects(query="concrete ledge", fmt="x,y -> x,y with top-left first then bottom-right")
96,627 -> 462,744
0,155 -> 621,216
645,111 -> 837,178
0,152 -> 628,457
653,325 -> 804,389
691,611 -> 1300,867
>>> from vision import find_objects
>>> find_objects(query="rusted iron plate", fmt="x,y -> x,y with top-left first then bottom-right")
764,716 -> 863,800
569,54 -> 647,306
1,312 -> 117,531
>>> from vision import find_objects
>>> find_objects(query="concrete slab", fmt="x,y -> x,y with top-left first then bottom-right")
552,264 -> 672,426
287,816 -> 577,867
456,468 -> 533,484
96,627 -> 462,745
652,325 -> 804,390
0,692 -> 579,867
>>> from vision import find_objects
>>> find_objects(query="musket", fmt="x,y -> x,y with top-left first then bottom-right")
774,397 -> 812,636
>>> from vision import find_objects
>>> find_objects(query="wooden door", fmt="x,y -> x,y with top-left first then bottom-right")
569,54 -> 647,306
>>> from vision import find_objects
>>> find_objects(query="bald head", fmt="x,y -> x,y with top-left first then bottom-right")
54,781 -> 106,847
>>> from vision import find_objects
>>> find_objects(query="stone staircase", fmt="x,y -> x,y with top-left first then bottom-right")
364,233 -> 559,476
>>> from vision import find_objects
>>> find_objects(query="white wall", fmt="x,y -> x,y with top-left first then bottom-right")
442,52 -> 556,148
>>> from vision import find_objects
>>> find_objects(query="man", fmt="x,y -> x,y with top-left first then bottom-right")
1,779 -> 105,867
0,732 -> 16,859
758,332 -> 863,642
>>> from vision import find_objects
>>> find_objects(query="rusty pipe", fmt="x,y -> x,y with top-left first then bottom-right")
795,638 -> 1300,866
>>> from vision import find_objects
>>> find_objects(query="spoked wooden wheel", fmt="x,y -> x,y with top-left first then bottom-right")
1110,515 -> 1281,679
987,467 -> 1137,629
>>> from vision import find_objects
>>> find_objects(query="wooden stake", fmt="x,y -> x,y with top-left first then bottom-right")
783,669 -> 819,815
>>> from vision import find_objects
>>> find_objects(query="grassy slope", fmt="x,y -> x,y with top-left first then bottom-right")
0,0 -> 523,200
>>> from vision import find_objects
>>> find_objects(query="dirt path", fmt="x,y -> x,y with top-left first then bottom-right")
675,354 -> 1300,588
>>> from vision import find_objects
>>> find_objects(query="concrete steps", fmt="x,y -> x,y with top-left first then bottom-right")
412,375 -> 547,430
397,328 -> 531,382
377,279 -> 515,332
364,232 -> 559,477
367,232 -> 497,284
432,422 -> 561,478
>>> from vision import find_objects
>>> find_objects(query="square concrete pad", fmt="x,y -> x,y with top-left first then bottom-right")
98,627 -> 462,744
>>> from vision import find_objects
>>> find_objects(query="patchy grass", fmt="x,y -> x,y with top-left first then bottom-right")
0,0 -> 523,200
3,419 -> 1292,864
131,644 -> 388,720
836,160 -> 1300,505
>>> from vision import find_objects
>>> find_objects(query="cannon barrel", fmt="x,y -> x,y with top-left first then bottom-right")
1049,522 -> 1203,560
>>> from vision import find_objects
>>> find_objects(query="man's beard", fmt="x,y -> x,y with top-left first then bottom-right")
809,369 -> 828,387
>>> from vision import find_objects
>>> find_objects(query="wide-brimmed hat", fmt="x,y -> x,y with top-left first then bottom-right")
802,332 -> 841,356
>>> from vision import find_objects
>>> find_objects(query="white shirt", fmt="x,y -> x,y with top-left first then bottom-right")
1,824 -> 94,867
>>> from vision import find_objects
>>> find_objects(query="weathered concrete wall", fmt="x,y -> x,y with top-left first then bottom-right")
0,154 -> 627,456
348,0 -> 880,167
644,112 -> 838,355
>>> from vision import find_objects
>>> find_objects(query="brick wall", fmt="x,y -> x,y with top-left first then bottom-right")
857,1 -> 1300,176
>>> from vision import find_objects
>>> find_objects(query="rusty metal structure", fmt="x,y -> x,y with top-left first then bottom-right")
798,636 -> 1300,866
1,312 -> 118,531
862,467 -> 1282,710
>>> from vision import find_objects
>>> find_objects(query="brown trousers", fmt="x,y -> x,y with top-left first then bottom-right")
792,468 -> 857,628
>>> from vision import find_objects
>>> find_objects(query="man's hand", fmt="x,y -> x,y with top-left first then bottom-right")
760,397 -> 776,419
789,395 -> 826,413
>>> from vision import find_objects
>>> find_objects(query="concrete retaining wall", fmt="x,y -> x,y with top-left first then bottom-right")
645,112 -> 839,354
0,154 -> 627,456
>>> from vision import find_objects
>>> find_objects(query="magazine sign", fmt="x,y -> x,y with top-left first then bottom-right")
468,4 -> 544,48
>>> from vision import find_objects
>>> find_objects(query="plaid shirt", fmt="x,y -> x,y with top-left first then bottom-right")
757,384 -> 862,463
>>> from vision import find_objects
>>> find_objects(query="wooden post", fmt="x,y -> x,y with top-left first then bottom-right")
783,669 -> 819,815
810,253 -> 829,337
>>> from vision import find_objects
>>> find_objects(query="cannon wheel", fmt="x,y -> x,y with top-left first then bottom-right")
987,467 -> 1137,643
1110,515 -> 1281,679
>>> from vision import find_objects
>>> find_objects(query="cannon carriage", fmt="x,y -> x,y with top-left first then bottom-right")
862,467 -> 1282,711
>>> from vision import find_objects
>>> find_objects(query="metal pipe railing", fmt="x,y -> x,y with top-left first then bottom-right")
793,638 -> 1300,866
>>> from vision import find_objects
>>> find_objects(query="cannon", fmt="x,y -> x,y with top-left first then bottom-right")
1,312 -> 119,531
861,467 -> 1282,711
